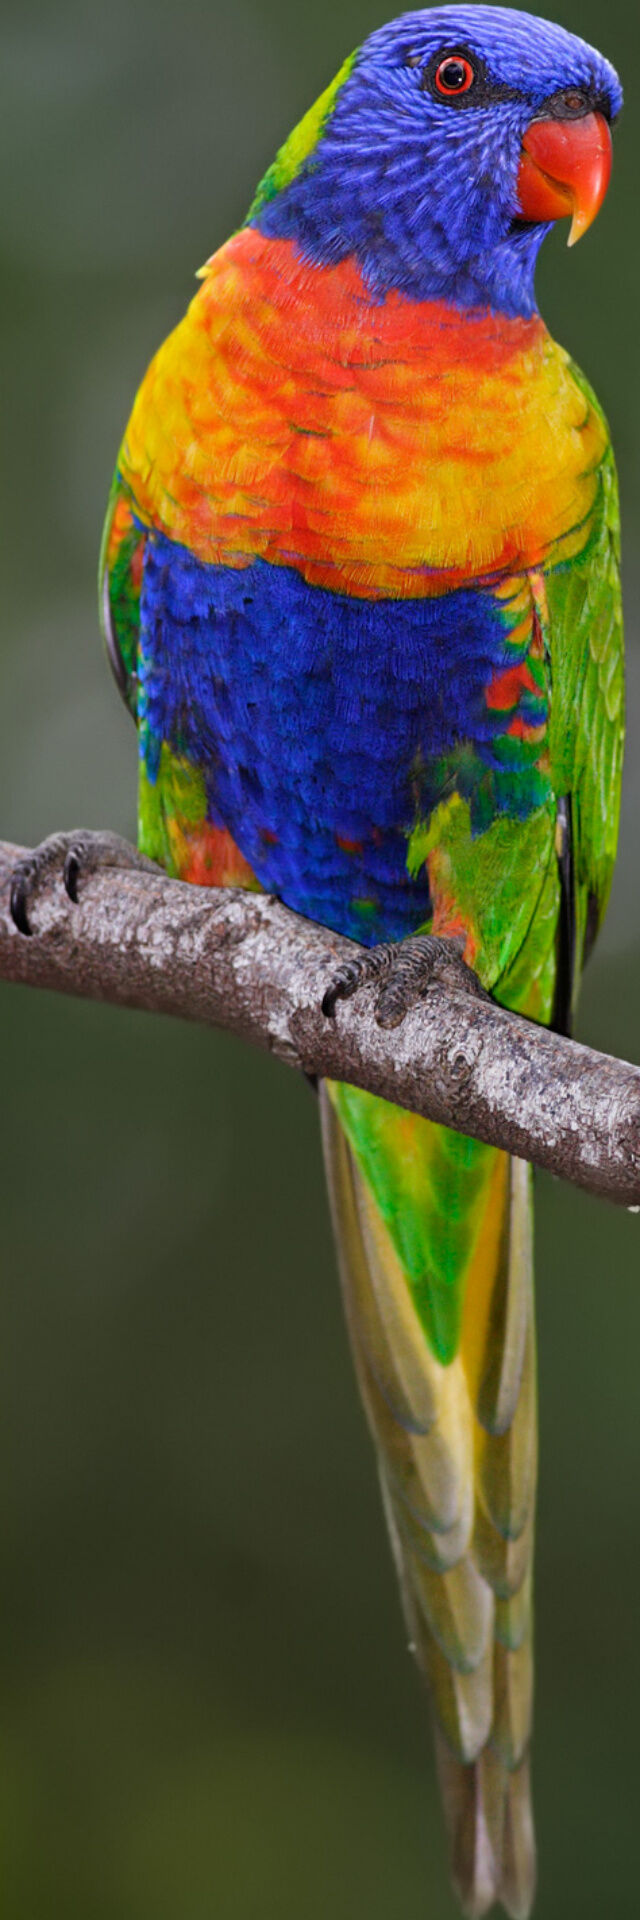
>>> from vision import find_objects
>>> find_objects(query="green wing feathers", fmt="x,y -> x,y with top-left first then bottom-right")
547,380 -> 624,987
99,477 -> 143,718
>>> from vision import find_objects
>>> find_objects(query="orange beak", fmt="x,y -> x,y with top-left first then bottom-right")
517,111 -> 613,246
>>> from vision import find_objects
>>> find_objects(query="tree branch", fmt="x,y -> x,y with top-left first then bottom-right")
0,836 -> 638,1208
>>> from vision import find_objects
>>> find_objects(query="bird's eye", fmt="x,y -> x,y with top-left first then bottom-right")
434,55 -> 476,97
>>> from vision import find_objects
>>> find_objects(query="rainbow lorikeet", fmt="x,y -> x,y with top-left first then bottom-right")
98,8 -> 624,1914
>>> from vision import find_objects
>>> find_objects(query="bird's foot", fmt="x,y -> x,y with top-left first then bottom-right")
322,933 -> 487,1030
10,830 -> 159,936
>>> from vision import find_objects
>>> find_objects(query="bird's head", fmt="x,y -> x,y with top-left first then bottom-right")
250,6 -> 622,317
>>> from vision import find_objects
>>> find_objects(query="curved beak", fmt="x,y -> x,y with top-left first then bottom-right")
517,111 -> 613,247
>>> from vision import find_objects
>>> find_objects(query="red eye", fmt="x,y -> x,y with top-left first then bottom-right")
435,55 -> 475,97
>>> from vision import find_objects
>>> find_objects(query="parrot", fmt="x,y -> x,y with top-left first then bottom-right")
92,7 -> 624,1916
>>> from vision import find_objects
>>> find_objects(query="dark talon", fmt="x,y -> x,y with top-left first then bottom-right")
322,959 -> 370,1019
63,851 -> 80,902
10,861 -> 36,936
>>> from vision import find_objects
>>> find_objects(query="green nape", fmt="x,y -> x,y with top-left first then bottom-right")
247,53 -> 355,220
330,1082 -> 498,1365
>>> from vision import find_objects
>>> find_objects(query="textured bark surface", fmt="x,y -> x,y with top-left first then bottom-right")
1,836 -> 639,1207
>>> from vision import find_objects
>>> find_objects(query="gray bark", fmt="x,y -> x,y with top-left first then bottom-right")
0,837 -> 638,1208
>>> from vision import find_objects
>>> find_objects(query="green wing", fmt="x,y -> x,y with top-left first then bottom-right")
546,369 -> 624,1008
98,474 -> 144,720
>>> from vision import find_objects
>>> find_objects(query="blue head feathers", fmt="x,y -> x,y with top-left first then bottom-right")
251,6 -> 622,317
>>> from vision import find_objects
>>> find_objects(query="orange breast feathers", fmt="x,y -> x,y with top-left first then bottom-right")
119,227 -> 606,600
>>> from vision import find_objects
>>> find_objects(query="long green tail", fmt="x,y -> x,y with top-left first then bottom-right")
320,1085 -> 536,1920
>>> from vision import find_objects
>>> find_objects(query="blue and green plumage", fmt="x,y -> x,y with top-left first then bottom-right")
100,10 -> 624,1914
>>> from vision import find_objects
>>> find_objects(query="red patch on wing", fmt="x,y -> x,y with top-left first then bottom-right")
106,491 -> 135,567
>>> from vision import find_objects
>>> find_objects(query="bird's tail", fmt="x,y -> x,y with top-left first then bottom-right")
320,1083 -> 537,1920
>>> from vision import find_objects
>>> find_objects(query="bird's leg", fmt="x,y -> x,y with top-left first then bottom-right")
322,933 -> 489,1031
10,830 -> 160,936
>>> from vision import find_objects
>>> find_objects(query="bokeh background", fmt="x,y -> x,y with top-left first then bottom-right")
0,0 -> 638,1913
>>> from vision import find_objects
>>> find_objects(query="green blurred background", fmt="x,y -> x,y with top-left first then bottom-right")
0,0 -> 638,1913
